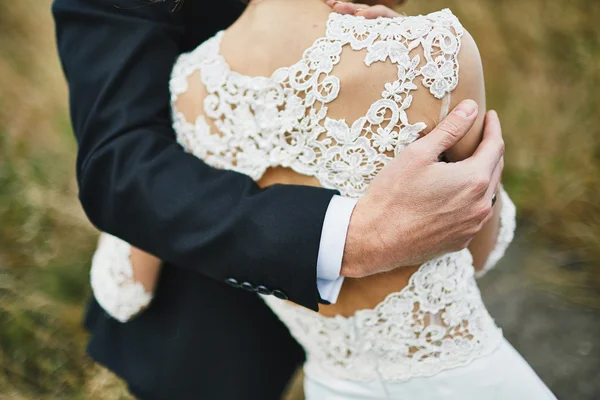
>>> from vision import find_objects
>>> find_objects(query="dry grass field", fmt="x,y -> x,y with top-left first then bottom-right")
1,0 -> 599,398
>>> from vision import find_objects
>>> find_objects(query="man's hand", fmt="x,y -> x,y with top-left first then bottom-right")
342,100 -> 505,278
325,0 -> 404,18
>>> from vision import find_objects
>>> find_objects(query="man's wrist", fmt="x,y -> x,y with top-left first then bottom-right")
340,197 -> 377,278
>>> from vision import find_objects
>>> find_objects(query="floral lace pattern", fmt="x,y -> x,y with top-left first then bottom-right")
90,233 -> 153,323
170,9 -> 464,197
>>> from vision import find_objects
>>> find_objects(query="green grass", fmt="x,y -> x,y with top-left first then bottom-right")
1,0 -> 599,398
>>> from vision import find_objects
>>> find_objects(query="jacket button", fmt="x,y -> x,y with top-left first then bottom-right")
225,278 -> 240,288
256,285 -> 271,295
241,282 -> 255,292
272,289 -> 288,300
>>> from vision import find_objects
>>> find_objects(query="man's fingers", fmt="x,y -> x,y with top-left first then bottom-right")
326,1 -> 369,15
355,4 -> 400,18
325,1 -> 401,18
479,153 -> 503,226
480,167 -> 501,227
479,155 -> 503,227
412,100 -> 479,160
468,110 -> 505,176
485,155 -> 503,202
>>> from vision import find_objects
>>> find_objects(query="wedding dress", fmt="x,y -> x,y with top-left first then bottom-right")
91,9 -> 556,399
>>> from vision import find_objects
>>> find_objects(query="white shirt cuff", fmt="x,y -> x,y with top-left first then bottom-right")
316,195 -> 358,304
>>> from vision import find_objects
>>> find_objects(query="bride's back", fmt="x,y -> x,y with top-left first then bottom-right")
171,1 -> 495,319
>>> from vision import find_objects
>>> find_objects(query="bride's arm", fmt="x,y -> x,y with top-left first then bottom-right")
90,233 -> 161,322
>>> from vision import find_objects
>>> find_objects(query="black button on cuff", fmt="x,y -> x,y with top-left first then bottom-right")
272,289 -> 288,300
256,285 -> 271,295
225,278 -> 240,288
241,282 -> 255,292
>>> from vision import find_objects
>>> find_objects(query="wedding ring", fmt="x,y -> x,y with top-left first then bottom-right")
491,193 -> 497,207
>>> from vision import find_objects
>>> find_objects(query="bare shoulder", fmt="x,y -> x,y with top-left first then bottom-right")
444,27 -> 487,161
454,28 -> 485,107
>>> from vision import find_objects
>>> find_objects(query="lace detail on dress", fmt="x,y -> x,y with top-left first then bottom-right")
90,233 -> 153,323
262,193 -> 516,381
170,9 -> 463,198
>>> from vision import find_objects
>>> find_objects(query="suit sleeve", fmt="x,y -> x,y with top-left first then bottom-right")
52,0 -> 337,311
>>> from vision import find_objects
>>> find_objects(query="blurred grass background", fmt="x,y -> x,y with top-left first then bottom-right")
0,0 -> 598,398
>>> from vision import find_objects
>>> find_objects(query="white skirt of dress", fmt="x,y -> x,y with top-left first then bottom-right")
303,338 -> 557,400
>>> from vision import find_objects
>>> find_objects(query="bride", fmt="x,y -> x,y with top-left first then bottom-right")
89,0 -> 556,398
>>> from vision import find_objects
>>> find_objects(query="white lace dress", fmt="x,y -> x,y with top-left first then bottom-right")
91,9 -> 556,399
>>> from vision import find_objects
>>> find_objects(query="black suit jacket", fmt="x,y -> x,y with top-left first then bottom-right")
52,0 -> 339,398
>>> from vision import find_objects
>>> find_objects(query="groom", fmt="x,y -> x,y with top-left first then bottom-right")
53,0 -> 505,399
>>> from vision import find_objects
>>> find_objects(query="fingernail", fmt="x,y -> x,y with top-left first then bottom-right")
453,100 -> 477,118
